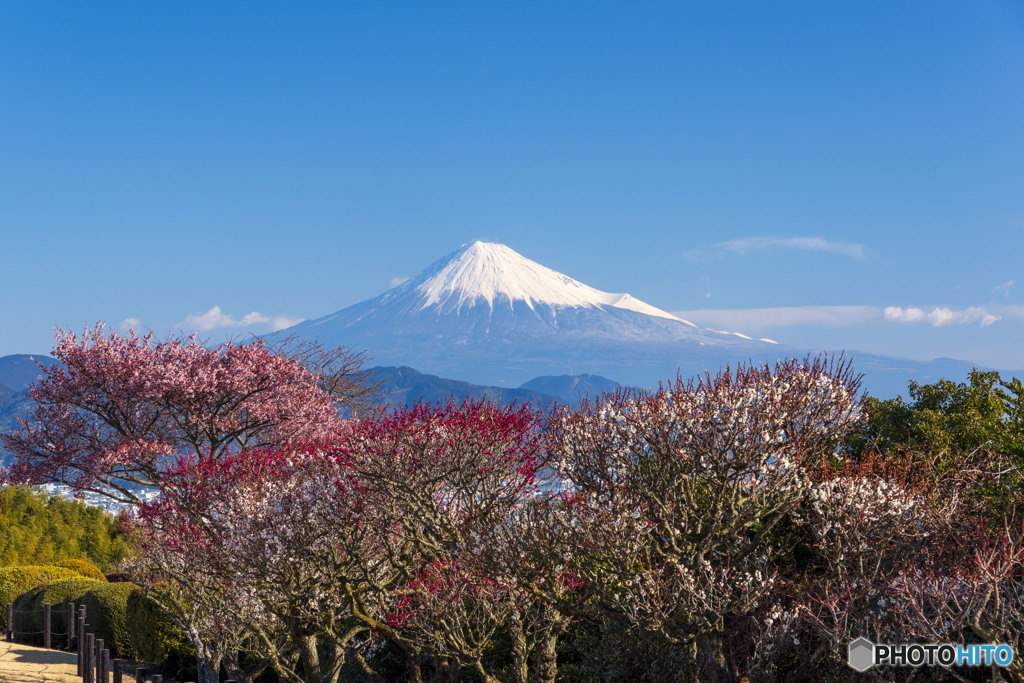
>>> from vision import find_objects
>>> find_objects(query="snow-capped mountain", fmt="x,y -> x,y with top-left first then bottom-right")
275,242 -> 791,387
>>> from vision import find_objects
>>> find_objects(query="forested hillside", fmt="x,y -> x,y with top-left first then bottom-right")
0,486 -> 130,569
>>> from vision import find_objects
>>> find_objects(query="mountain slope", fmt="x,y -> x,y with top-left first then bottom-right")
277,242 -> 789,387
519,374 -> 625,404
0,354 -> 57,391
367,366 -> 562,410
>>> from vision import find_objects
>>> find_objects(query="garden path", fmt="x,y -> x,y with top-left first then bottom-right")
0,640 -> 80,683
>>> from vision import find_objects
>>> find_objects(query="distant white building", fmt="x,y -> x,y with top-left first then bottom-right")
36,482 -> 159,515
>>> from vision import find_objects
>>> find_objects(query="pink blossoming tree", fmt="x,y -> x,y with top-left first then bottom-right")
1,323 -> 347,503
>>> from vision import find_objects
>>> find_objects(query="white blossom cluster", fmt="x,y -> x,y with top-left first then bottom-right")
800,476 -> 925,542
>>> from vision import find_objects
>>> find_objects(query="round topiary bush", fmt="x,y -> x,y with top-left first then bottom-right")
12,578 -> 103,649
54,558 -> 107,582
126,588 -> 195,677
0,565 -> 88,608
76,581 -> 137,658
12,578 -> 136,657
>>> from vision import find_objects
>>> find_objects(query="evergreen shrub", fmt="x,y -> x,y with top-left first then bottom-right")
126,588 -> 195,674
0,565 -> 85,607
54,558 -> 107,581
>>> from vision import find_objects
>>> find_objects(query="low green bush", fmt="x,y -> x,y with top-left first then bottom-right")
12,578 -> 135,657
0,565 -> 86,607
54,558 -> 107,582
77,581 -> 136,658
12,578 -> 98,648
126,588 -> 195,677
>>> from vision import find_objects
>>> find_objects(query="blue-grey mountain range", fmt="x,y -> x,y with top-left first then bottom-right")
2,242 -> 1020,467
272,241 -> 1011,399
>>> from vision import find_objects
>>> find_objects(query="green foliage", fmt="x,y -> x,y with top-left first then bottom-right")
850,370 -> 1022,458
12,578 -> 100,648
0,486 -> 130,569
125,588 -> 196,675
54,558 -> 107,581
78,581 -> 137,658
0,565 -> 86,607
847,370 -> 1024,513
12,578 -> 137,658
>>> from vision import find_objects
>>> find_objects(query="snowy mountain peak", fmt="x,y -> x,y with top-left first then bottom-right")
277,241 -> 789,389
404,241 -> 688,322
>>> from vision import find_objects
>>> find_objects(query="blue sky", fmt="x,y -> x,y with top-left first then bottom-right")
2,2 -> 1023,372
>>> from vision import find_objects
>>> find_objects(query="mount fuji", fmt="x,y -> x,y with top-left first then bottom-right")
275,242 -> 796,388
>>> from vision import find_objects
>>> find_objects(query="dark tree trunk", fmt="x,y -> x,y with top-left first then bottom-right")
696,631 -> 730,683
534,630 -> 559,683
296,632 -> 322,683
194,648 -> 221,683
509,613 -> 530,683
407,652 -> 423,683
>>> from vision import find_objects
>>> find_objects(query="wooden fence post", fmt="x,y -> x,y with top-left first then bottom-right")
111,658 -> 123,683
135,667 -> 146,683
5,603 -> 11,642
68,602 -> 76,651
99,648 -> 110,683
43,602 -> 51,649
77,615 -> 86,675
85,632 -> 95,683
95,638 -> 104,682
152,676 -> 163,683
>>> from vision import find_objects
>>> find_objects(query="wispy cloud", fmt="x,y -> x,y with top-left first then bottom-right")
181,306 -> 304,333
673,306 -> 880,328
992,280 -> 1014,298
675,304 -> 1016,329
390,276 -> 411,287
884,306 -> 1000,327
118,317 -> 142,332
684,236 -> 867,260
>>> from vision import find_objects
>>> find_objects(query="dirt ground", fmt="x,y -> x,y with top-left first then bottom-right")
0,640 -> 82,683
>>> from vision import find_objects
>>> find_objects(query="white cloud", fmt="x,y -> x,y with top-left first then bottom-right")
390,276 -> 411,287
182,306 -> 305,332
267,315 -> 304,332
118,317 -> 142,332
883,306 -> 1001,327
674,305 -> 881,328
675,304 -> 1019,330
685,236 -> 866,260
992,280 -> 1014,298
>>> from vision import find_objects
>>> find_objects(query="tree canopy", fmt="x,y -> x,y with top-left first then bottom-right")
0,485 -> 130,569
1,324 -> 362,504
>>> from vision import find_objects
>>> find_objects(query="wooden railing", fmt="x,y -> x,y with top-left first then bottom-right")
6,601 -> 239,683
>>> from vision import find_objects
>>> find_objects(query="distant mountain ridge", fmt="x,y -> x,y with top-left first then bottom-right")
367,366 -> 564,410
0,354 -> 57,391
0,353 -> 622,465
275,242 -> 786,388
520,374 -> 625,403
270,241 -> 1016,397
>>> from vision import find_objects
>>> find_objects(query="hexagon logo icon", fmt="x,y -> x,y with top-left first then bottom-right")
848,637 -> 875,672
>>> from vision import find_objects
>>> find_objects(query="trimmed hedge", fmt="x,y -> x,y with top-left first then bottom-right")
0,565 -> 86,607
54,558 -> 107,582
12,578 -> 99,648
12,578 -> 135,658
2,563 -> 191,666
77,581 -> 136,658
126,589 -> 195,674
